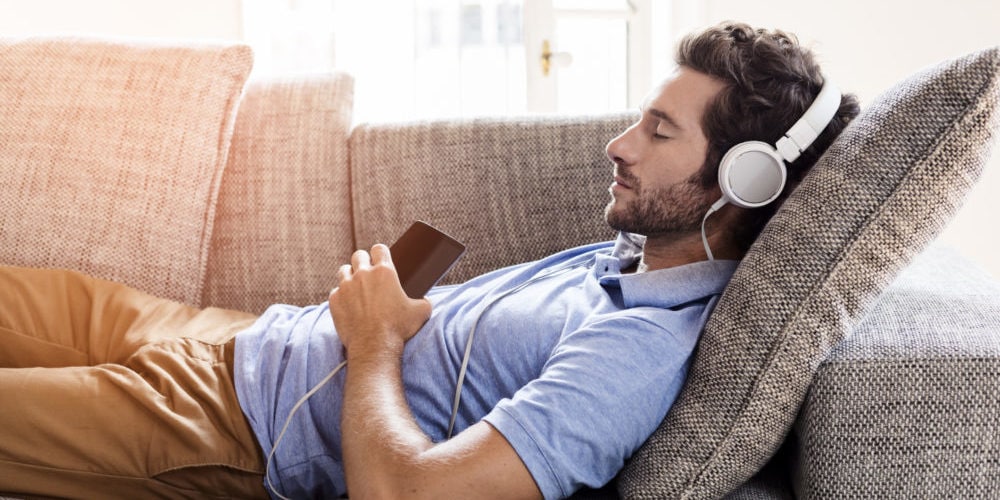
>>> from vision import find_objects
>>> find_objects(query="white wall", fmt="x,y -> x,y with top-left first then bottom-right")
0,0 -> 243,40
667,0 -> 1000,277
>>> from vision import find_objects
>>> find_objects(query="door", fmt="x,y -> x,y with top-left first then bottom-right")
524,0 -> 651,113
243,0 -> 656,122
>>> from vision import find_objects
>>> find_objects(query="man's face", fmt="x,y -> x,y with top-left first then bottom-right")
604,67 -> 725,237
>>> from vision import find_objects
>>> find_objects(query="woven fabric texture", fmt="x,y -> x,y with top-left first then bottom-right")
721,440 -> 794,500
202,73 -> 355,313
794,244 -> 1000,498
0,37 -> 252,305
349,114 -> 632,283
619,47 -> 1000,498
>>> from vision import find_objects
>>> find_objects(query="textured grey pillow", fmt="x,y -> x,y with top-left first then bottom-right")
618,47 -> 1000,498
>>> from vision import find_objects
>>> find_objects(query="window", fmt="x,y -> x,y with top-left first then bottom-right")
242,0 -> 660,123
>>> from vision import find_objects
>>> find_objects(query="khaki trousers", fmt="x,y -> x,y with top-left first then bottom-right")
0,265 -> 268,499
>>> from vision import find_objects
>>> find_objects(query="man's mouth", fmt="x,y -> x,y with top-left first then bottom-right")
613,175 -> 634,190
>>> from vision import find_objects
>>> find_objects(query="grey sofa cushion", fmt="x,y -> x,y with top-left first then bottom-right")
349,113 -> 632,283
794,244 -> 1000,497
619,47 -> 1000,498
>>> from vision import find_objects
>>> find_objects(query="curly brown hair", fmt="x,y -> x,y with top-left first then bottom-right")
677,22 -> 861,253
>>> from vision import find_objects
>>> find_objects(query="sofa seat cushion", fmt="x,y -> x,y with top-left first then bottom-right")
619,47 -> 1000,498
794,244 -> 1000,497
0,37 -> 252,305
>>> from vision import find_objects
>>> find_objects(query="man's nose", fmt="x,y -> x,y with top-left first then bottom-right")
606,129 -> 633,167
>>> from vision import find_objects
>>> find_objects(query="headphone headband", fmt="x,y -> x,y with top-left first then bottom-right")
775,81 -> 841,162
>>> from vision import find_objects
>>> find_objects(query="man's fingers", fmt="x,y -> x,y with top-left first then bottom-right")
337,263 -> 352,282
334,245 -> 394,296
351,249 -> 372,270
370,244 -> 392,266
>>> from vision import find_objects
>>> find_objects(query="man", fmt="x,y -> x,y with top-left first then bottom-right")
0,22 -> 858,499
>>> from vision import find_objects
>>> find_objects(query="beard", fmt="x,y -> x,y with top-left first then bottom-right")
604,171 -> 714,237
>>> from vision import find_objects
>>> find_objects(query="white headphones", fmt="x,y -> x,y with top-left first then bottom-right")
702,81 -> 841,259
715,81 -> 842,209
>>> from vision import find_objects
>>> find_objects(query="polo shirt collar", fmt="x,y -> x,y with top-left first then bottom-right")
598,232 -> 738,309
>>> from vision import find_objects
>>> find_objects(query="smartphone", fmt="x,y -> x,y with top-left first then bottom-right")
389,221 -> 466,299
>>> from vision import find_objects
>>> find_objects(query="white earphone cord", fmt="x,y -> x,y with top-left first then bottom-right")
701,210 -> 715,261
447,261 -> 585,438
265,359 -> 347,500
701,198 -> 727,261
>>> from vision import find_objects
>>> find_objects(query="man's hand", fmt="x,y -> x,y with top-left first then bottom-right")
329,244 -> 432,357
333,245 -> 542,499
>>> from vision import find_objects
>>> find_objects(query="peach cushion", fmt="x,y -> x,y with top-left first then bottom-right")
0,37 -> 252,305
203,73 -> 355,313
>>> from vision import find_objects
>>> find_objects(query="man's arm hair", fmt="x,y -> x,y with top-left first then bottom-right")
340,349 -> 542,499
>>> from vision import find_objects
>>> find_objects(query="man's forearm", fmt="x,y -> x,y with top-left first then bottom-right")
341,342 -> 437,499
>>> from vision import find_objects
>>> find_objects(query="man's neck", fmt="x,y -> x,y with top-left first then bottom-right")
637,231 -> 741,272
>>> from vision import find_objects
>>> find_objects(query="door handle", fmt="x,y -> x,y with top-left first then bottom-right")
541,39 -> 572,76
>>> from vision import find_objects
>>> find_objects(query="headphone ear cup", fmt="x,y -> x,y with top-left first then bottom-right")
717,141 -> 788,208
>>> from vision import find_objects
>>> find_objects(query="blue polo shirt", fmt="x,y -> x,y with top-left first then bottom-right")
234,233 -> 737,499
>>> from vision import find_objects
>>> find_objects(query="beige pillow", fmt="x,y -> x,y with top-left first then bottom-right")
203,73 -> 355,314
0,37 -> 252,305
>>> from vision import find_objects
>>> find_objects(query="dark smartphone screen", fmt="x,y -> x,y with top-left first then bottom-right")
389,221 -> 466,299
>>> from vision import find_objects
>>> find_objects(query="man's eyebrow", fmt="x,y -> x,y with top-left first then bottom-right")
646,107 -> 683,131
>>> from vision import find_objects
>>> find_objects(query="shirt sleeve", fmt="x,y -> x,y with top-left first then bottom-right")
481,309 -> 703,499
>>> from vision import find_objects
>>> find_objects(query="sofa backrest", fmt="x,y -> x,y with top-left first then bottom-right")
349,114 -> 634,284
202,73 -> 355,313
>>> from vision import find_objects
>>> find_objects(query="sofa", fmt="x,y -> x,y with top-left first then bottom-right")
1,37 -> 998,499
